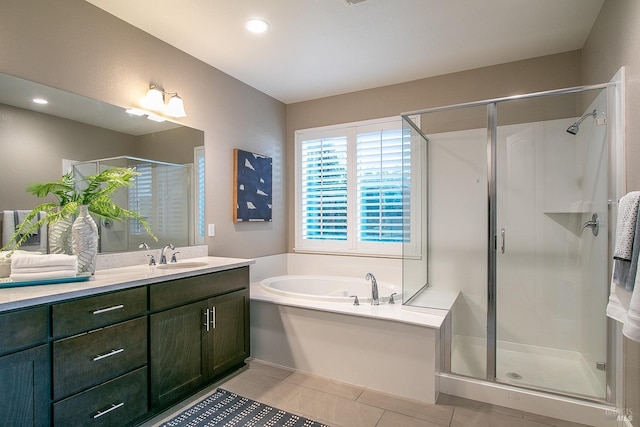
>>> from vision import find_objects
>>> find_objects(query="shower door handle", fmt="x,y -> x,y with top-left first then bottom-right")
500,228 -> 505,254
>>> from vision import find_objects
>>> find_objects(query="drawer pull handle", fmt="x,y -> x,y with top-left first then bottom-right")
211,306 -> 216,329
92,305 -> 124,315
93,348 -> 124,362
93,402 -> 124,419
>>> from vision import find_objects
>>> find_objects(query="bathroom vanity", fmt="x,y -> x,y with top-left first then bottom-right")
0,257 -> 252,427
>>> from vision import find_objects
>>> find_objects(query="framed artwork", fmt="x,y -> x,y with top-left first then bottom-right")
233,149 -> 272,222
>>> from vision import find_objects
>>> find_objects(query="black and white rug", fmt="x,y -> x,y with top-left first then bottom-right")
160,388 -> 328,427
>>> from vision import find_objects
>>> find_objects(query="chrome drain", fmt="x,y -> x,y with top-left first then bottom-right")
506,372 -> 523,380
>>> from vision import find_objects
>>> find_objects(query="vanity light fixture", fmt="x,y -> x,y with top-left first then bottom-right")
140,84 -> 187,118
246,18 -> 270,33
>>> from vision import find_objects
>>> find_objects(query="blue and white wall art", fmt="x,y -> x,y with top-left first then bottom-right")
233,149 -> 273,222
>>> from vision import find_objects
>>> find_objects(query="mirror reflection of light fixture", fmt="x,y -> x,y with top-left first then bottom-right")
139,83 -> 187,118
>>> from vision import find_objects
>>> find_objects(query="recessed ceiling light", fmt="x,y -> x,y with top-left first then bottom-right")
246,18 -> 269,34
32,98 -> 48,105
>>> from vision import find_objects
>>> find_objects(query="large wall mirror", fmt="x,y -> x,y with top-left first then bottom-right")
0,73 -> 205,253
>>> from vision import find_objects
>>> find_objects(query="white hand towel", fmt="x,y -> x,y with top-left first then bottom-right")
10,253 -> 78,270
624,268 -> 640,342
9,269 -> 78,282
606,281 -> 632,323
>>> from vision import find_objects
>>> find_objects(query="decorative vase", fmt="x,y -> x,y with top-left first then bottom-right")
72,205 -> 98,274
48,216 -> 73,255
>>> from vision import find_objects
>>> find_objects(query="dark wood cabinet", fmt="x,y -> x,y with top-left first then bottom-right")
150,267 -> 250,409
207,290 -> 250,378
0,263 -> 250,426
0,305 -> 50,426
0,344 -> 50,427
53,367 -> 148,427
51,288 -> 148,427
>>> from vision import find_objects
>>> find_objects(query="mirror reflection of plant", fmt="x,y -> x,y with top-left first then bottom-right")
1,167 -> 157,252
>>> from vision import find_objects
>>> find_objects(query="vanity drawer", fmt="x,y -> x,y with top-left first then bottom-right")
53,366 -> 148,427
53,316 -> 147,400
150,266 -> 248,311
0,305 -> 47,354
52,286 -> 146,337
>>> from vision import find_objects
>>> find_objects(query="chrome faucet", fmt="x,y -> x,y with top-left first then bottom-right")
160,243 -> 175,264
365,272 -> 379,305
139,242 -> 155,266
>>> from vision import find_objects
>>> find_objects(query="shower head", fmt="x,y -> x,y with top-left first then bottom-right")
566,109 -> 597,135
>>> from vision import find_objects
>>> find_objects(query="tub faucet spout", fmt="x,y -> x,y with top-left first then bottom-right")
365,273 -> 379,305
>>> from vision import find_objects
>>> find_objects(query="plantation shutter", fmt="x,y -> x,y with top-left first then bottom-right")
129,164 -> 153,236
129,163 -> 189,240
300,135 -> 348,241
356,128 -> 410,243
196,147 -> 206,240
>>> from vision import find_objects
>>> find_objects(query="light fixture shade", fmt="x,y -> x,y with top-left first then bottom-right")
166,95 -> 187,117
142,86 -> 165,111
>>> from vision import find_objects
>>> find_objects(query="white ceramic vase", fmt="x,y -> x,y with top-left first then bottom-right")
48,216 -> 73,255
72,205 -> 98,274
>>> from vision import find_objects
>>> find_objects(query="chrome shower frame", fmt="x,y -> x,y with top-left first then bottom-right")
401,81 -> 621,404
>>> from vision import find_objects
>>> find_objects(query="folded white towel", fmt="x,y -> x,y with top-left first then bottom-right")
10,253 -> 78,270
9,269 -> 78,282
10,265 -> 79,274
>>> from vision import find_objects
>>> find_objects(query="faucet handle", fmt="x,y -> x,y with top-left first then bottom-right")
389,293 -> 398,304
349,295 -> 360,306
171,251 -> 180,263
147,254 -> 156,266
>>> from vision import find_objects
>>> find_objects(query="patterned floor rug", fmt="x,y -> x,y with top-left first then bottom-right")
160,388 -> 328,427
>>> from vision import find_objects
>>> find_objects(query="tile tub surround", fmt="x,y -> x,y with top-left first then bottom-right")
141,360 -> 593,427
0,255 -> 254,312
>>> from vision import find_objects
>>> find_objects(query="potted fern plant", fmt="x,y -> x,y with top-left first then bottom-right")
2,167 -> 157,273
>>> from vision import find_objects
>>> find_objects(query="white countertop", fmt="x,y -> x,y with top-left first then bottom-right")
0,256 -> 254,312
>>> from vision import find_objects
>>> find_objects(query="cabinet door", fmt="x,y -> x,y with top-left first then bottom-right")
206,289 -> 249,378
0,345 -> 50,427
150,300 -> 208,408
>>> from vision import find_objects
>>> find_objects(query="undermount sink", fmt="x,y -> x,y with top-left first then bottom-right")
156,261 -> 209,269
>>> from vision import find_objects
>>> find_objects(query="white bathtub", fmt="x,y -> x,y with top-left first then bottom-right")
259,274 -> 401,304
250,274 -> 459,404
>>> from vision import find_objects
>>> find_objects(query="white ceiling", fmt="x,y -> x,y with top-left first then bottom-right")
86,0 -> 605,104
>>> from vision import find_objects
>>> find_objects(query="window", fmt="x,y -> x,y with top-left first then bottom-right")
194,146 -> 206,244
295,116 -> 420,257
128,162 -> 190,243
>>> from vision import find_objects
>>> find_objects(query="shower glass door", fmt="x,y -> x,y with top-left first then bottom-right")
494,88 -> 609,399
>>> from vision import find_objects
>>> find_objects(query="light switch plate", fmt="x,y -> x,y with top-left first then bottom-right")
208,224 -> 215,237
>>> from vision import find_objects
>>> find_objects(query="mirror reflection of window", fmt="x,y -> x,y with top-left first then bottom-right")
194,146 -> 205,245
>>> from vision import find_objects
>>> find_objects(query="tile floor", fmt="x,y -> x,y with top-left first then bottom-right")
140,359 -> 593,427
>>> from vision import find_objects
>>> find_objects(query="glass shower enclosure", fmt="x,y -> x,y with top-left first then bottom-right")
401,83 -> 620,402
72,156 -> 192,252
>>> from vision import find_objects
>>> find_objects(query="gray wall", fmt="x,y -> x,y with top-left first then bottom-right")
286,50 -> 583,251
582,0 -> 640,423
0,0 -> 287,259
0,104 -> 136,211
